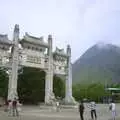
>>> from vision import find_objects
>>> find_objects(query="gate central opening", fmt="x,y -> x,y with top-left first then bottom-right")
18,67 -> 45,104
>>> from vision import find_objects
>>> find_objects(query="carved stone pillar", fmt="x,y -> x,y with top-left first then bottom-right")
65,45 -> 76,104
7,24 -> 19,100
8,69 -> 12,100
45,35 -> 54,104
45,69 -> 54,104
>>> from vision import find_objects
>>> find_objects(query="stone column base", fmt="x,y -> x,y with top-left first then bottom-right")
64,96 -> 77,105
7,88 -> 18,100
45,92 -> 56,105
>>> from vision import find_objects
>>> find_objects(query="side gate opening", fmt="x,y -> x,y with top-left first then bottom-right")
53,75 -> 65,99
0,68 -> 9,104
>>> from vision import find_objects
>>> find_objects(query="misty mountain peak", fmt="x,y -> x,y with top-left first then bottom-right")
96,42 -> 111,49
72,43 -> 120,84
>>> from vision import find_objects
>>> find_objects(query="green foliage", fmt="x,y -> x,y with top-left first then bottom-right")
0,68 -> 8,98
109,83 -> 120,88
18,67 -> 45,104
53,75 -> 65,98
73,67 -> 113,84
73,83 -> 110,102
18,67 -> 65,104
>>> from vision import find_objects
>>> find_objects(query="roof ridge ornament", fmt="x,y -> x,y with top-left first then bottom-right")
55,47 -> 65,54
25,32 -> 43,41
0,34 -> 8,37
0,34 -> 12,45
48,34 -> 52,39
14,24 -> 19,33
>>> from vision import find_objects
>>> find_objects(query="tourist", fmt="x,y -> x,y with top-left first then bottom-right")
56,101 -> 60,112
8,100 -> 12,116
12,98 -> 19,116
109,100 -> 116,120
79,100 -> 84,120
17,100 -> 22,113
88,100 -> 97,120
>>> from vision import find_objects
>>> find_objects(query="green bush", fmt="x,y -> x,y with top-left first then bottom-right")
73,83 -> 110,102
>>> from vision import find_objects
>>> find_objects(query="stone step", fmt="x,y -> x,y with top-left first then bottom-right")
39,105 -> 78,109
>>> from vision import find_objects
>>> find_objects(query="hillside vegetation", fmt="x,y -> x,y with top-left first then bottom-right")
72,43 -> 120,84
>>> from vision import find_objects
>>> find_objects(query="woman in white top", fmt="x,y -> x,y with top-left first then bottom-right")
109,100 -> 116,120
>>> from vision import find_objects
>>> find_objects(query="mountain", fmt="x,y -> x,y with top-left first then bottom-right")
72,43 -> 120,84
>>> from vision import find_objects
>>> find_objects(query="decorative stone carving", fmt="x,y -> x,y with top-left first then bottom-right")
56,47 -> 64,54
0,34 -> 12,45
20,32 -> 48,47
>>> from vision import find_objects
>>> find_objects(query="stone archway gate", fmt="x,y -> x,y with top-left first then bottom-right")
0,24 -> 75,104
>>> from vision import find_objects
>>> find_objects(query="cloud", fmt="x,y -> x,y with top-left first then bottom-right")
0,0 -> 120,62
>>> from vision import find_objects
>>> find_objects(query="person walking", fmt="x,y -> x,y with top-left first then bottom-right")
8,100 -> 12,116
79,101 -> 84,120
12,98 -> 19,117
109,100 -> 116,120
88,100 -> 97,120
56,101 -> 60,112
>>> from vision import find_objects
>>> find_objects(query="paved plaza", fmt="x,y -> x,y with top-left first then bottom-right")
0,104 -> 120,120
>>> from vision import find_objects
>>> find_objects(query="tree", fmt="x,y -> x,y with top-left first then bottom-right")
73,83 -> 110,102
18,67 -> 45,104
53,75 -> 65,98
0,68 -> 8,99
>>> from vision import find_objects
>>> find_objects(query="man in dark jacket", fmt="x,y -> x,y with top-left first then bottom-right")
79,101 -> 85,120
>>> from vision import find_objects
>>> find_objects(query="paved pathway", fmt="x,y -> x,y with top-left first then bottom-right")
0,104 -> 120,120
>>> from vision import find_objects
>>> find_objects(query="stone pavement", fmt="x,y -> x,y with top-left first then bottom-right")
0,104 -> 120,120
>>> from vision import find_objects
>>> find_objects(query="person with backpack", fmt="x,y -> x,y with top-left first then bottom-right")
88,100 -> 97,120
79,101 -> 85,120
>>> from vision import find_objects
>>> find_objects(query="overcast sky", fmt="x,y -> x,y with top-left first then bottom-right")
0,0 -> 120,62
